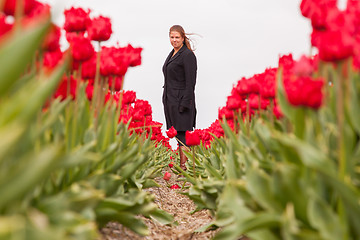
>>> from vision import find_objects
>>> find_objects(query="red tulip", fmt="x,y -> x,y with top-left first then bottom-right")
260,68 -> 276,99
317,29 -> 354,62
293,55 -> 316,77
42,24 -> 60,52
68,35 -> 94,62
122,90 -> 136,105
166,126 -> 177,139
284,76 -> 324,109
125,44 -> 143,67
54,76 -> 77,101
63,7 -> 90,32
134,99 -> 152,116
100,46 -> 130,76
226,95 -> 241,110
43,48 -> 63,69
26,0 -> 50,19
0,13 -> 13,38
3,0 -> 36,16
278,54 -> 294,74
185,130 -> 200,146
218,106 -> 234,120
85,82 -> 94,101
168,162 -> 174,168
132,108 -> 145,122
273,104 -> 283,119
87,15 -> 112,42
81,54 -> 96,79
300,0 -> 337,30
235,77 -> 260,96
170,184 -> 180,189
163,172 -> 171,181
108,76 -> 123,91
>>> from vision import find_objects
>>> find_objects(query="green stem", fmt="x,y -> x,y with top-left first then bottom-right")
192,147 -> 196,179
270,98 -> 274,126
93,41 -> 102,131
336,63 -> 346,179
246,94 -> 250,137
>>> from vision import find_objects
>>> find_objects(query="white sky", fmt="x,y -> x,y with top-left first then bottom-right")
42,0 -> 314,134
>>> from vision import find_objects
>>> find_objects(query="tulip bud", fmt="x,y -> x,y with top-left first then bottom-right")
170,184 -> 180,189
168,162 -> 174,168
163,172 -> 171,181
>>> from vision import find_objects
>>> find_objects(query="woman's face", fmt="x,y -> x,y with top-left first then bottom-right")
169,31 -> 184,50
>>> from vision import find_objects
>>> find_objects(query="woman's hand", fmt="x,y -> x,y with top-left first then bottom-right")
179,105 -> 188,113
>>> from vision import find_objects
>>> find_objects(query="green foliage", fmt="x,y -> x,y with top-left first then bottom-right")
0,18 -> 172,240
180,63 -> 360,240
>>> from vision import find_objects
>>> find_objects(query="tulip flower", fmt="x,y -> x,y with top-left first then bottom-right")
300,0 -> 337,30
42,24 -> 60,52
54,76 -> 77,101
170,184 -> 180,189
43,48 -> 63,69
226,95 -> 242,110
108,76 -> 123,91
85,83 -> 94,101
260,68 -> 277,99
163,172 -> 171,181
134,99 -> 152,116
284,76 -> 324,109
87,15 -> 112,42
317,29 -> 354,62
293,55 -> 316,77
26,1 -> 50,19
122,90 -> 136,105
0,13 -> 13,38
81,54 -> 96,79
100,46 -> 130,76
68,35 -> 95,62
185,130 -> 200,146
218,106 -> 234,120
168,162 -> 174,168
166,126 -> 177,139
63,7 -> 90,32
3,0 -> 36,16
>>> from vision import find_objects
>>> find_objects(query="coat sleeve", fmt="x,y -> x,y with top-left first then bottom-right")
180,51 -> 197,108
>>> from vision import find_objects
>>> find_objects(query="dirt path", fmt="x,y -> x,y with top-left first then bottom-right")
100,173 -> 219,240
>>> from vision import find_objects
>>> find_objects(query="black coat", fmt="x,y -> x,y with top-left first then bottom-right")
162,44 -> 197,131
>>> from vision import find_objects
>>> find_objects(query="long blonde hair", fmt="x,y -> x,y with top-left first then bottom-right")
169,25 -> 195,51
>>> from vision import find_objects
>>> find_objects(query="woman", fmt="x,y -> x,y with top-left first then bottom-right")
162,25 -> 197,170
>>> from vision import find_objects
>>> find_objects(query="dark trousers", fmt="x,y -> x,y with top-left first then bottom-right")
176,131 -> 187,147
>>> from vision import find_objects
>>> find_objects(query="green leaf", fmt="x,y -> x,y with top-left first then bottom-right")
275,67 -> 295,123
96,208 -> 149,236
148,208 -> 174,225
1,58 -> 68,125
142,179 -> 160,188
0,18 -> 51,96
0,145 -> 62,210
246,168 -> 283,212
346,74 -> 360,135
308,196 -> 346,240
97,197 -> 135,211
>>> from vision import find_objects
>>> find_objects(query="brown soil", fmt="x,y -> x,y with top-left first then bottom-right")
100,172 -> 219,240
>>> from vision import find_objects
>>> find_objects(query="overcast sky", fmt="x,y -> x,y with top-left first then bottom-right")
42,0 -> 315,134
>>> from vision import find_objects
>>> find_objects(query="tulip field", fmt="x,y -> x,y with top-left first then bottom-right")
1,0 -> 360,240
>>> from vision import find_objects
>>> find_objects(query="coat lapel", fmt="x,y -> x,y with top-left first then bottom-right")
164,50 -> 173,66
167,44 -> 187,65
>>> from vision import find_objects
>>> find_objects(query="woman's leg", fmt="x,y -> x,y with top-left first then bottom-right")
176,131 -> 188,170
